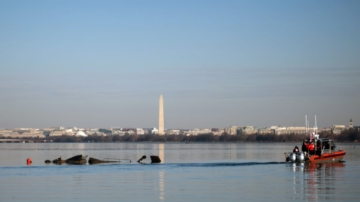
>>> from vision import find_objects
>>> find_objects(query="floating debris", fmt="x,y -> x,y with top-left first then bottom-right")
88,157 -> 131,164
50,155 -> 87,165
137,155 -> 147,163
52,157 -> 65,164
65,155 -> 87,165
150,156 -> 161,163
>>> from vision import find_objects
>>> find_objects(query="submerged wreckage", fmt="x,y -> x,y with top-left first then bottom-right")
137,155 -> 161,163
88,157 -> 131,164
46,155 -> 88,165
44,155 -> 158,165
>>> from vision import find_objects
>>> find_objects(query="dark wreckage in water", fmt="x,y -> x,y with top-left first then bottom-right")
45,155 -> 161,165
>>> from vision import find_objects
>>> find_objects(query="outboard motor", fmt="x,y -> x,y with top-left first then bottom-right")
289,153 -> 297,162
296,153 -> 305,162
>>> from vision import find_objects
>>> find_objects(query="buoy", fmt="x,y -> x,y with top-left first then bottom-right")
27,158 -> 32,165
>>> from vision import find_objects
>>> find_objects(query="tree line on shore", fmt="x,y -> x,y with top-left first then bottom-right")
42,129 -> 359,143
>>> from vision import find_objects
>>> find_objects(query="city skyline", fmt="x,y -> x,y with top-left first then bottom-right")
0,116 -> 355,131
1,1 -> 359,129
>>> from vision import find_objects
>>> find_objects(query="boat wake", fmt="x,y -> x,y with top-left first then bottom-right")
172,161 -> 287,168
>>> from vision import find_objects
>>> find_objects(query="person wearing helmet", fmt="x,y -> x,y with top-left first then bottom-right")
293,146 -> 299,153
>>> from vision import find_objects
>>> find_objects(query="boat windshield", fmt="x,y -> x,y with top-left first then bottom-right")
318,139 -> 336,153
331,140 -> 336,150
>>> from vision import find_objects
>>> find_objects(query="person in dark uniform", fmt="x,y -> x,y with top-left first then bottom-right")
293,146 -> 299,153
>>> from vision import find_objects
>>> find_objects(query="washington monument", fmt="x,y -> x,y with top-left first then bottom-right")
158,94 -> 164,135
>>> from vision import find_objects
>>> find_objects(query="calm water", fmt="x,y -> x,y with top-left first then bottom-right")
0,142 -> 359,202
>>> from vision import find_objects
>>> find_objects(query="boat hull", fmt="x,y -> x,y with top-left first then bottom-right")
307,150 -> 346,163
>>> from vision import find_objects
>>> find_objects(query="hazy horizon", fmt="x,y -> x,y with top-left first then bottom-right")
1,1 -> 359,129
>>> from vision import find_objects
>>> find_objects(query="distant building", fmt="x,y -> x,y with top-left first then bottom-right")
121,128 -> 136,135
49,131 -> 65,137
50,127 -> 65,131
243,126 -> 257,135
330,119 -> 355,135
184,128 -> 211,136
318,127 -> 332,134
285,127 -> 307,134
236,126 -> 257,135
89,128 -> 99,132
258,128 -> 274,135
332,125 -> 347,135
136,128 -> 145,135
112,127 -> 124,135
110,128 -> 137,136
0,130 -> 13,137
8,128 -> 45,138
166,129 -> 180,135
65,129 -> 74,136
87,128 -> 99,135
75,131 -> 88,137
149,128 -> 159,134
211,128 -> 220,132
41,128 -> 56,137
11,131 -> 45,138
212,128 -> 224,136
225,126 -> 239,135
275,127 -> 287,135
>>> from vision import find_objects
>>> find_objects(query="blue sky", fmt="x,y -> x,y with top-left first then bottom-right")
1,0 -> 359,129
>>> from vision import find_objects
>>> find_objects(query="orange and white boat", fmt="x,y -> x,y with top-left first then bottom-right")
304,138 -> 346,163
285,116 -> 346,163
285,137 -> 346,163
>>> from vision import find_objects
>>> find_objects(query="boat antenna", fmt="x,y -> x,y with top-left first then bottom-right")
305,115 -> 308,133
307,120 -> 310,134
315,115 -> 317,134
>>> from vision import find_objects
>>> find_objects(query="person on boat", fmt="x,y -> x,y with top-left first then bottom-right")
316,140 -> 322,156
302,138 -> 311,152
302,140 -> 308,152
293,146 -> 299,153
302,139 -> 315,155
308,142 -> 315,155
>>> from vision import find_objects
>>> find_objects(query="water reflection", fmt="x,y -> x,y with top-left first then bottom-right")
159,170 -> 165,201
292,162 -> 305,172
159,144 -> 164,163
230,144 -> 237,159
291,163 -> 345,201
158,144 -> 165,201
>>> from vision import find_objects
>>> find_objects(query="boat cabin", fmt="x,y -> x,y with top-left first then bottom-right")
302,137 -> 336,156
316,138 -> 336,155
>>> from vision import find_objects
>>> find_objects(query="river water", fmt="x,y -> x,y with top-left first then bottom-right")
0,142 -> 359,202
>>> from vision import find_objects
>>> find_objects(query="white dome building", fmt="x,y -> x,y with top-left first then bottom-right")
75,131 -> 88,137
